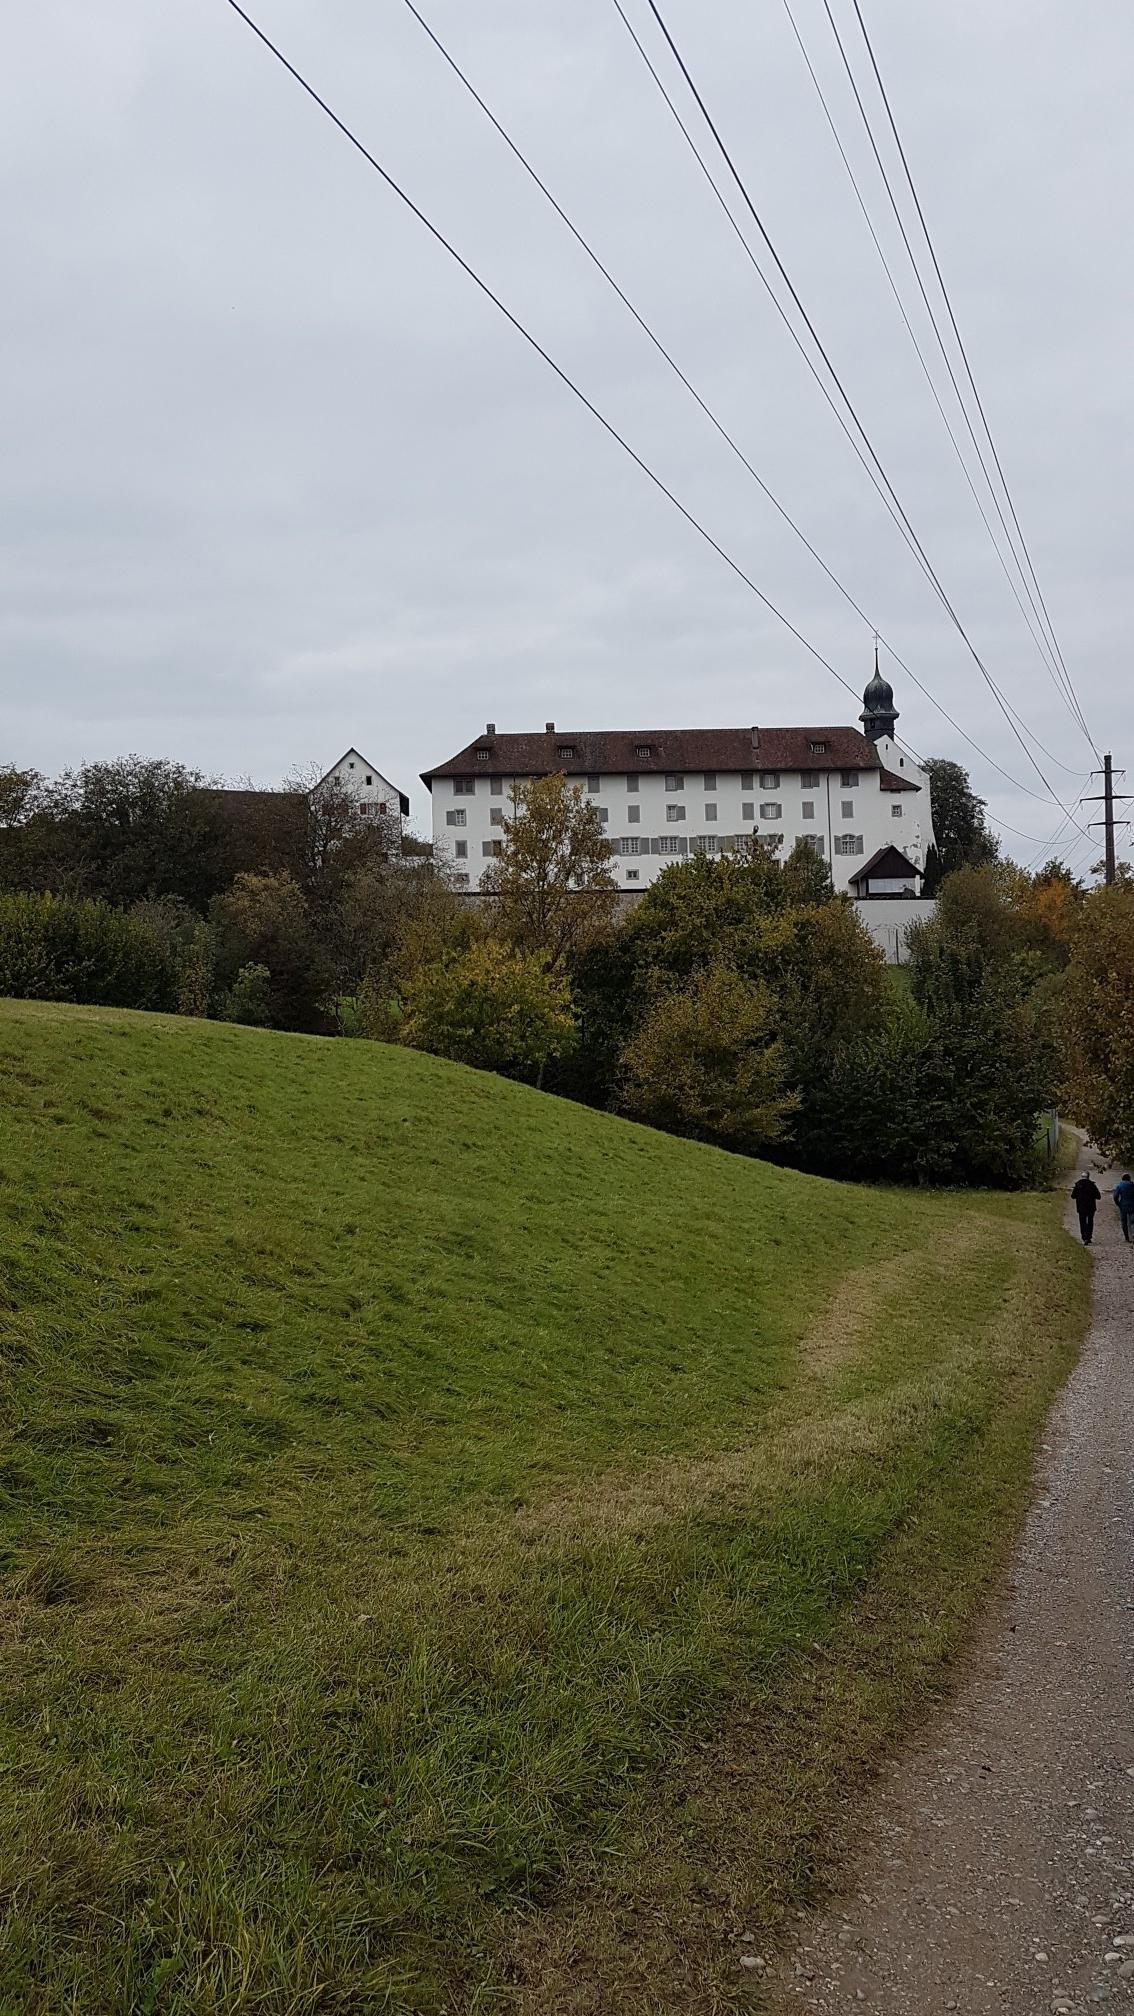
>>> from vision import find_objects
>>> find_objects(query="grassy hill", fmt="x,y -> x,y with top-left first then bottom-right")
0,1002 -> 1088,2014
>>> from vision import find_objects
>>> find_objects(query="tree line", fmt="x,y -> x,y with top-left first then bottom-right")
1,752 -> 1130,1177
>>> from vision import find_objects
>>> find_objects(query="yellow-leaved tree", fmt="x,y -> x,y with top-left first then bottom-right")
1063,878 -> 1134,1158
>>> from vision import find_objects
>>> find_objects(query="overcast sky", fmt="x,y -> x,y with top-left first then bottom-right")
3,0 -> 1130,866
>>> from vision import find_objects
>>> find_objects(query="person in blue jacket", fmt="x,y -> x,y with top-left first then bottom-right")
1113,1173 -> 1134,1244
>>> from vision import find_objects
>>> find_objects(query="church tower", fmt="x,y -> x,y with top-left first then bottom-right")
860,644 -> 899,743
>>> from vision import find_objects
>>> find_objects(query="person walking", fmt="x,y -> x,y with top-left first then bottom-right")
1113,1173 -> 1134,1243
1071,1171 -> 1102,1245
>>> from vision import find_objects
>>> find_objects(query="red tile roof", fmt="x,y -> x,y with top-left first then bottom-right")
422,724 -> 896,787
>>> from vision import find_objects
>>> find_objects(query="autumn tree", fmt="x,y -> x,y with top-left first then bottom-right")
481,773 -> 617,967
619,962 -> 796,1153
1063,882 -> 1134,1158
401,940 -> 575,1081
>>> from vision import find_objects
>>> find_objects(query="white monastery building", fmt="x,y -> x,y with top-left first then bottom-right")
422,663 -> 935,903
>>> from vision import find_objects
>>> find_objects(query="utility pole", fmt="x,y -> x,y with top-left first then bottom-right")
1085,755 -> 1130,883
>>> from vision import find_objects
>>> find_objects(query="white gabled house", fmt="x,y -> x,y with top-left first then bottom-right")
420,664 -> 936,910
317,748 -> 411,837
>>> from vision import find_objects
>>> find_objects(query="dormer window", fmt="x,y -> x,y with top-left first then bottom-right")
635,743 -> 652,758
476,747 -> 490,761
557,743 -> 576,760
809,740 -> 827,754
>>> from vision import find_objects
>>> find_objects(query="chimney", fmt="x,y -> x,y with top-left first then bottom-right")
485,722 -> 496,736
545,721 -> 555,733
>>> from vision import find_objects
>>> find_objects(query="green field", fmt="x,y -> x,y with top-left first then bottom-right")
0,1002 -> 1088,2013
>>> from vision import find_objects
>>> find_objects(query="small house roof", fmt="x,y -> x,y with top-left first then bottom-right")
847,844 -> 922,888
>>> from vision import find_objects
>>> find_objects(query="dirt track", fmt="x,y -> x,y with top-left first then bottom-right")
767,1151 -> 1134,2015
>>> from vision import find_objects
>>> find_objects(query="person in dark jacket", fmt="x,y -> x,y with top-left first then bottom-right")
1072,1172 -> 1102,1244
1113,1174 -> 1134,1244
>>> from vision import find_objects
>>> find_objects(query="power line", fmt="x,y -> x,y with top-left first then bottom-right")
400,0 -> 1066,808
844,0 -> 1099,760
217,0 -> 910,730
617,0 -> 1091,840
780,0 -> 1088,751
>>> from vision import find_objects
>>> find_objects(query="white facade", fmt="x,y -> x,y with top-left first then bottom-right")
317,748 -> 409,836
423,722 -> 934,898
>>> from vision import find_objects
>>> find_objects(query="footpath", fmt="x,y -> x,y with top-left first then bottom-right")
768,1151 -> 1134,2015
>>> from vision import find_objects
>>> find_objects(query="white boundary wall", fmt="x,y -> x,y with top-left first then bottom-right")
854,896 -> 936,965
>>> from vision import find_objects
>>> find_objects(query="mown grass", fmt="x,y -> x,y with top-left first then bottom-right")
0,1002 -> 1089,2013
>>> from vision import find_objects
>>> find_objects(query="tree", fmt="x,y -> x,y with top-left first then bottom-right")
619,962 -> 796,1153
481,773 -> 617,967
210,871 -> 331,1031
401,941 -> 576,1080
1063,882 -> 1134,1159
922,758 -> 999,893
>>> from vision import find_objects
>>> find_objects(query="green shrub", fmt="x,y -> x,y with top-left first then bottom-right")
219,962 -> 272,1028
401,942 -> 575,1080
0,891 -> 180,1011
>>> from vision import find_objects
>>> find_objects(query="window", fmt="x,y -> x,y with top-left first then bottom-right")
476,747 -> 490,763
810,740 -> 827,754
694,834 -> 720,856
759,771 -> 780,790
760,802 -> 783,820
454,872 -> 470,887
626,868 -> 640,882
491,776 -> 503,796
446,809 -> 466,828
454,777 -> 475,796
800,770 -> 821,789
840,771 -> 858,788
365,774 -> 372,786
377,802 -> 388,816
348,760 -> 355,769
455,839 -> 468,859
841,800 -> 854,819
557,744 -> 576,760
802,801 -> 815,820
627,803 -> 641,823
892,803 -> 904,818
833,834 -> 865,856
482,839 -> 503,858
802,834 -> 825,856
742,801 -> 754,821
703,771 -> 717,790
657,834 -> 682,855
490,808 -> 505,827
705,803 -> 717,821
595,807 -> 609,824
666,803 -> 686,823
741,770 -> 754,790
587,774 -> 600,794
619,836 -> 643,856
626,774 -> 639,792
359,802 -> 371,816
665,772 -> 684,792
635,743 -> 653,759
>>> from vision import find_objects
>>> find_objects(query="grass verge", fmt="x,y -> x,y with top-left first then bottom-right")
0,1002 -> 1089,2012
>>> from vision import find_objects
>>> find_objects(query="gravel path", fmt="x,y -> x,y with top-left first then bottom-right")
765,1151 -> 1134,2016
